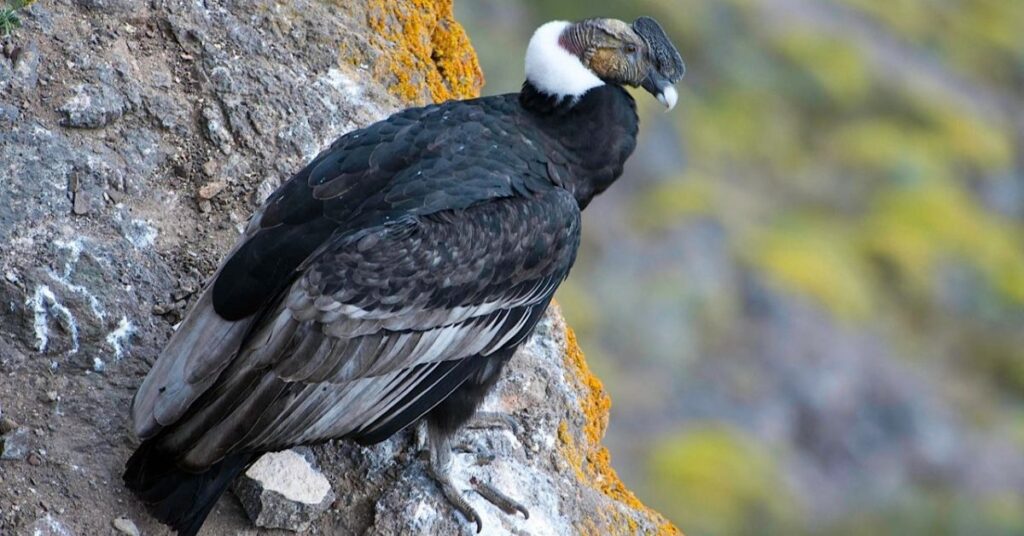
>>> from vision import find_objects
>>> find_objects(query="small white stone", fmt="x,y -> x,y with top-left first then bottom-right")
233,449 -> 335,532
112,516 -> 140,536
246,450 -> 331,504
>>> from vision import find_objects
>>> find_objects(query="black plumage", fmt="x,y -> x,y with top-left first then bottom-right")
124,15 -> 682,536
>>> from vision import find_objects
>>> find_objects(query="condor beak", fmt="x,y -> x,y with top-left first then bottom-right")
658,86 -> 678,110
641,70 -> 679,111
633,16 -> 685,112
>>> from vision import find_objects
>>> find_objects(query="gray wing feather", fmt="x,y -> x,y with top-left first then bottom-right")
130,207 -> 278,440
131,289 -> 256,439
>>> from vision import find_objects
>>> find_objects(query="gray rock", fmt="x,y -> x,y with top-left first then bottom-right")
0,428 -> 30,461
59,83 -> 127,128
232,449 -> 335,532
72,190 -> 91,215
11,42 -> 41,89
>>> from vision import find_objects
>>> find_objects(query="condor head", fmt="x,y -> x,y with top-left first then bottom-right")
525,16 -> 686,109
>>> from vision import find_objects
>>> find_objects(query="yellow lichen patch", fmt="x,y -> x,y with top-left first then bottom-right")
560,324 -> 682,535
645,425 -> 799,535
564,327 -> 611,449
359,0 -> 483,104
772,30 -> 870,106
557,420 -> 585,482
862,178 -> 1024,305
749,218 -> 875,319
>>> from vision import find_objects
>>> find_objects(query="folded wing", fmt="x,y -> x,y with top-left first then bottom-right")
141,188 -> 580,469
131,96 -> 556,441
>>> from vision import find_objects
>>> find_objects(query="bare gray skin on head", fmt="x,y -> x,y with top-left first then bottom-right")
558,17 -> 685,108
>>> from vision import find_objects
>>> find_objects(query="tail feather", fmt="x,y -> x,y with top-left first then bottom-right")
123,439 -> 253,536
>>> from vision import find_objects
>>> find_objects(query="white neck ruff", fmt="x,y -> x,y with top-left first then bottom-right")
524,21 -> 604,99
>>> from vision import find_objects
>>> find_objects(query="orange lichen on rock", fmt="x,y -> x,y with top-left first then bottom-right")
360,0 -> 484,104
561,324 -> 682,535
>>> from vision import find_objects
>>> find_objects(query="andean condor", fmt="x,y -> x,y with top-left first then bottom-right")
124,15 -> 684,535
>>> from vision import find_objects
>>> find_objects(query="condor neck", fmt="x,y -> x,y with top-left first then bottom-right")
519,81 -> 639,208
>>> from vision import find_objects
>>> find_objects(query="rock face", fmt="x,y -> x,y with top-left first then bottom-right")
0,0 -> 677,534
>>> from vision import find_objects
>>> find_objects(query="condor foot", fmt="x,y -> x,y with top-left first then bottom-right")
423,421 -> 529,533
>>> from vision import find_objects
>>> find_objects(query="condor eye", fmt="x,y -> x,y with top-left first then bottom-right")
624,44 -> 638,55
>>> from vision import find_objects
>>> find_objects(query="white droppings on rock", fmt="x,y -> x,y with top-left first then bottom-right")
27,285 -> 79,354
322,67 -> 364,100
92,357 -> 106,372
49,239 -> 106,320
29,514 -> 74,536
59,83 -> 127,128
52,239 -> 83,276
1,428 -> 31,460
105,315 -> 135,360
112,211 -> 159,249
124,219 -> 158,249
316,67 -> 389,125
47,268 -> 106,320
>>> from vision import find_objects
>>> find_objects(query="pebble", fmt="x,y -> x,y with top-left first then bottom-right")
106,188 -> 126,203
72,191 -> 91,215
152,302 -> 171,315
0,416 -> 17,434
197,180 -> 227,200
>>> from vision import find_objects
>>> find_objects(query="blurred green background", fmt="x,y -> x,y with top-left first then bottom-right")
456,0 -> 1024,534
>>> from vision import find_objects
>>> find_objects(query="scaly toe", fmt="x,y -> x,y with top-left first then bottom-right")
428,461 -> 483,532
470,476 -> 530,519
